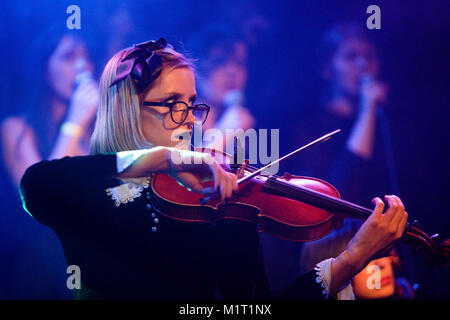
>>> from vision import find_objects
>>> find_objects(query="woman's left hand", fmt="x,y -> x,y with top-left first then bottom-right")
346,195 -> 408,268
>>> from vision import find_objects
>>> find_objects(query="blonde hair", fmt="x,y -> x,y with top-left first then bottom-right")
89,45 -> 195,154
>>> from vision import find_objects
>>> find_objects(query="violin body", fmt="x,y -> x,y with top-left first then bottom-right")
151,172 -> 343,242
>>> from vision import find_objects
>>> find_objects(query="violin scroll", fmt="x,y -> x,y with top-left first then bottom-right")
403,222 -> 450,267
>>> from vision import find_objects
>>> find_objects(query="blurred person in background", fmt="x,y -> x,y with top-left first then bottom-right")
291,23 -> 392,204
0,25 -> 98,299
289,22 -> 422,295
186,23 -> 255,151
265,22 -> 404,293
2,27 -> 98,185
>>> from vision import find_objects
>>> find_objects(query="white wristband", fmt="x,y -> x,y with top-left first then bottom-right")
60,122 -> 84,138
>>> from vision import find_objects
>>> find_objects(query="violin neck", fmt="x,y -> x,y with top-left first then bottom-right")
263,178 -> 448,266
263,177 -> 373,220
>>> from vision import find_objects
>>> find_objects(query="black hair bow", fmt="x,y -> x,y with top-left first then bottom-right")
110,38 -> 169,92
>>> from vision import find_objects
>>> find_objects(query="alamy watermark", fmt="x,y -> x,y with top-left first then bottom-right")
66,5 -> 81,30
366,264 -> 381,289
171,124 -> 280,176
366,5 -> 381,30
66,265 -> 81,289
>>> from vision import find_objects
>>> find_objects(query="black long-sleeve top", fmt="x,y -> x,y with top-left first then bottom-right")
19,153 -> 325,300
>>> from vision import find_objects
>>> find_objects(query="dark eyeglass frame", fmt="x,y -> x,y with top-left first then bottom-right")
143,101 -> 210,124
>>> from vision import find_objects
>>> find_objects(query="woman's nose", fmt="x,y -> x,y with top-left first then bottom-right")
184,107 -> 198,124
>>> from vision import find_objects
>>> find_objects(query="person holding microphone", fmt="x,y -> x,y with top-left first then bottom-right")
0,26 -> 98,299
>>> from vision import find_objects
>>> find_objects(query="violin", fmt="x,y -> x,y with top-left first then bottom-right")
150,131 -> 450,267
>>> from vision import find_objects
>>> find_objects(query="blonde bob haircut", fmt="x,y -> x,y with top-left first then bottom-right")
89,45 -> 195,155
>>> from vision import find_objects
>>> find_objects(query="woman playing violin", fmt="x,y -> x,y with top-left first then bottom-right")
19,38 -> 408,299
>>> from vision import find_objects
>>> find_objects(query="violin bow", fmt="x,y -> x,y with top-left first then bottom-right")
237,129 -> 341,185
199,129 -> 341,204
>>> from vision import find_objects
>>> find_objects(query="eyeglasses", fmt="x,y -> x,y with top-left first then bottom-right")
143,101 -> 210,124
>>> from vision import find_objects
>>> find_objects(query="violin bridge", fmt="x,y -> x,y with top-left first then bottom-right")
237,160 -> 249,179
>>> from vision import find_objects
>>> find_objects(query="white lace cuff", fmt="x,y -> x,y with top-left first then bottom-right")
314,258 -> 355,300
116,149 -> 150,174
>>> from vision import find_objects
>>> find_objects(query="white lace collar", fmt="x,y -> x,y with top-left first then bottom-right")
106,177 -> 151,207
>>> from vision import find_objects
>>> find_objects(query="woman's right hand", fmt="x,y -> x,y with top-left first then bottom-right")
346,195 -> 408,270
167,149 -> 238,200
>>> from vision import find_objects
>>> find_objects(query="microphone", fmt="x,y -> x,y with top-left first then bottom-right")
360,74 -> 388,113
223,89 -> 245,109
74,58 -> 94,89
360,73 -> 386,100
